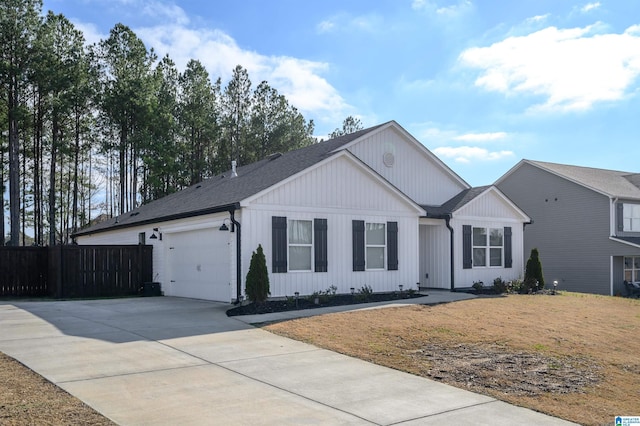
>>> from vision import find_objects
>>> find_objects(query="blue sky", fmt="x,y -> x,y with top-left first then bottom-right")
40,0 -> 640,186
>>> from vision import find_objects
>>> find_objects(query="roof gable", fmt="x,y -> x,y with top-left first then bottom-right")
422,186 -> 530,222
244,150 -> 425,214
336,120 -> 470,190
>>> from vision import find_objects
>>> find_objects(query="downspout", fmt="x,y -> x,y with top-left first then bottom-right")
445,214 -> 455,292
230,209 -> 242,304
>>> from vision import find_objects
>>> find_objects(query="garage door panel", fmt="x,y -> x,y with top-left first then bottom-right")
167,228 -> 231,302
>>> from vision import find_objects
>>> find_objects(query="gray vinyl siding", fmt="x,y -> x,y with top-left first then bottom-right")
497,162 -> 640,295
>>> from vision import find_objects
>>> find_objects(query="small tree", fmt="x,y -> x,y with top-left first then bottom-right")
525,248 -> 545,290
245,244 -> 270,303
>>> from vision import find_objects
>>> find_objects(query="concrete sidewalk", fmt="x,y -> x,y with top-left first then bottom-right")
0,294 -> 575,425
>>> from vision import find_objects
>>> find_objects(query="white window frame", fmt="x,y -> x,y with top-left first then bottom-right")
623,204 -> 640,232
472,227 -> 503,268
624,256 -> 640,283
288,219 -> 313,271
365,222 -> 386,270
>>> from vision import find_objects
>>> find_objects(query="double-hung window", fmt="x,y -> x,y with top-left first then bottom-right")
623,204 -> 640,232
472,227 -> 503,267
272,216 -> 328,273
365,223 -> 386,270
624,257 -> 640,282
288,220 -> 312,271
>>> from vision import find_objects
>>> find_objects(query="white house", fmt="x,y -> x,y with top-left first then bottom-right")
75,121 -> 530,302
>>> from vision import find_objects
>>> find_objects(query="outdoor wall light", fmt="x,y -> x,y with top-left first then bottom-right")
150,228 -> 160,240
350,287 -> 355,295
399,284 -> 403,292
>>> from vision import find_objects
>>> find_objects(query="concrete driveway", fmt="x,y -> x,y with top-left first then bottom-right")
0,295 -> 575,425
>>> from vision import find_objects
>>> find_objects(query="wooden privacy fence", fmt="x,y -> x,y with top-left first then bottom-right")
0,245 -> 153,299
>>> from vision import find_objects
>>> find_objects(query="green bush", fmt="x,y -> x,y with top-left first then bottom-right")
492,277 -> 508,294
472,280 -> 484,292
525,248 -> 545,289
356,284 -> 373,302
521,277 -> 539,294
245,244 -> 270,304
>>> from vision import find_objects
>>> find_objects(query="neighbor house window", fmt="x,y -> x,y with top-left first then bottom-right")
623,204 -> 640,232
288,220 -> 312,271
366,222 -> 386,270
624,257 -> 640,282
472,227 -> 503,267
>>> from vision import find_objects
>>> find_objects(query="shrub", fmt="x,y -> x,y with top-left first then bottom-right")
525,248 -> 545,289
245,244 -> 270,304
520,277 -> 539,294
472,280 -> 484,293
356,284 -> 373,302
493,277 -> 508,294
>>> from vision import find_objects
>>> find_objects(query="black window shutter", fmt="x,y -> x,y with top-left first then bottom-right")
352,220 -> 365,271
504,227 -> 512,268
272,216 -> 287,273
462,225 -> 472,269
314,219 -> 328,272
617,203 -> 624,232
387,222 -> 398,270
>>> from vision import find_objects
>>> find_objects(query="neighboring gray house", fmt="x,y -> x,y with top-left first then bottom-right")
496,160 -> 640,296
75,121 -> 530,302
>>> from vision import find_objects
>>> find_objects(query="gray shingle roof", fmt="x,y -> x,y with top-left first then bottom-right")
421,186 -> 491,218
528,160 -> 640,200
75,123 -> 388,236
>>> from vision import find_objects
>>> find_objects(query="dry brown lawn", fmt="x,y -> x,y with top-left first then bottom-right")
0,352 -> 115,425
265,292 -> 640,426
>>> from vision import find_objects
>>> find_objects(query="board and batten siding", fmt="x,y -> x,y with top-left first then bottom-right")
450,188 -> 528,287
242,208 -> 419,297
248,154 -> 417,212
497,162 -> 640,295
243,153 -> 421,297
419,223 -> 451,289
347,126 -> 467,206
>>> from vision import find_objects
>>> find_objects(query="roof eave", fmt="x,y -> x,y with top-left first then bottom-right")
73,202 -> 241,238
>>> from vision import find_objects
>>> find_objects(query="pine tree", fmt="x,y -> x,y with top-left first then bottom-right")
525,248 -> 545,290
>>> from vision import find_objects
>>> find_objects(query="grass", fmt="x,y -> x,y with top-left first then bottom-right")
0,352 -> 114,425
264,292 -> 640,426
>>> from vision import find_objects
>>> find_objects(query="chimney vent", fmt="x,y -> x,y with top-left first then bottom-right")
231,160 -> 237,177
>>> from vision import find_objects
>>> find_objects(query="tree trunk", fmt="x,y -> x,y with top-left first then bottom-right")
9,77 -> 21,247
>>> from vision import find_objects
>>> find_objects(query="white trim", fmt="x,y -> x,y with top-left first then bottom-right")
419,218 -> 444,226
241,149 -> 426,215
333,121 -> 471,190
609,236 -> 640,249
610,256 -> 614,296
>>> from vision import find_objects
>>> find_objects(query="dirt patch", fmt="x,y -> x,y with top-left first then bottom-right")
0,352 -> 115,425
265,293 -> 640,426
416,342 -> 600,396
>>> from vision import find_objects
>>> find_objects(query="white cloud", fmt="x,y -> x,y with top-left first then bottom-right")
317,20 -> 335,33
433,146 -> 514,163
72,20 -> 105,46
525,14 -> 550,24
411,0 -> 473,18
581,2 -> 601,13
453,132 -> 508,142
459,24 -> 640,112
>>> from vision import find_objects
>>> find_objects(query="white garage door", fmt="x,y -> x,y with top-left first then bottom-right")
167,227 -> 231,302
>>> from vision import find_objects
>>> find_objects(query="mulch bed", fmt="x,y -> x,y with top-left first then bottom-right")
227,291 -> 424,316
